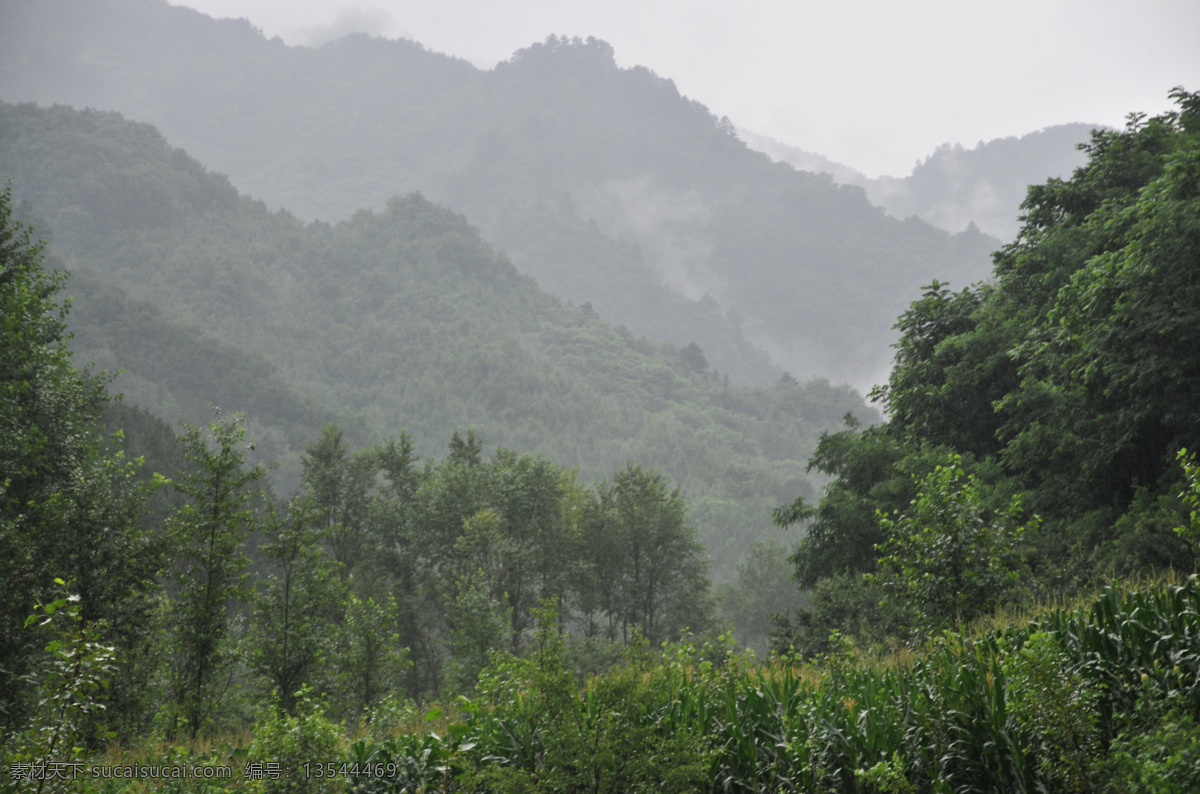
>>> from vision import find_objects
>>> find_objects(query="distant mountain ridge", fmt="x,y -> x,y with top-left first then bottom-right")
737,130 -> 872,187
742,124 -> 1098,240
0,100 -> 876,578
0,0 -> 1001,390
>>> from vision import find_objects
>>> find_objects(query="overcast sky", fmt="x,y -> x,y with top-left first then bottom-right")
171,0 -> 1198,177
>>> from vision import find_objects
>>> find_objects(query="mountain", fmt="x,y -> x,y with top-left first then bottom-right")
737,130 -> 871,187
744,124 -> 1097,240
0,0 -> 1000,391
0,100 -> 876,578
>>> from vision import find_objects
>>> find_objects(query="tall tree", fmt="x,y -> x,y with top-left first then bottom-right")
165,412 -> 265,738
609,464 -> 711,645
246,495 -> 345,714
334,592 -> 409,720
870,454 -> 1030,635
367,433 -> 439,700
482,450 -> 566,651
773,88 -> 1200,650
0,186 -> 157,735
301,423 -> 376,581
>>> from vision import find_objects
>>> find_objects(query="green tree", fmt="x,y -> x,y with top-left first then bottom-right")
574,466 -> 712,645
480,450 -> 567,651
366,433 -> 437,700
774,414 -> 925,589
979,91 -> 1194,515
717,540 -> 804,654
576,484 -> 627,640
445,566 -> 510,694
774,89 -> 1200,648
333,593 -> 409,721
8,581 -> 117,793
609,464 -> 711,645
1176,448 -> 1200,551
870,454 -> 1031,633
368,432 -> 422,583
680,342 -> 708,374
247,496 -> 345,714
301,423 -> 377,582
0,186 -> 157,735
165,411 -> 266,738
869,280 -> 1015,459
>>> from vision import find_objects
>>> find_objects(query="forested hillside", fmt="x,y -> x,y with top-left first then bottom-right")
773,87 -> 1200,654
0,0 -> 999,388
3,89 -> 1199,794
0,190 -> 719,740
0,100 -> 873,582
745,123 -> 1096,239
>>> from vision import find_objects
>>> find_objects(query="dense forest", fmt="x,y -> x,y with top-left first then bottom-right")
770,87 -> 1200,656
0,0 -> 1000,388
0,100 -> 875,591
2,74 -> 1198,791
1,0 -> 1198,788
0,175 -> 713,735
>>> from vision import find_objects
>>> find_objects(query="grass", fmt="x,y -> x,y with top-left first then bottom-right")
11,574 -> 1200,792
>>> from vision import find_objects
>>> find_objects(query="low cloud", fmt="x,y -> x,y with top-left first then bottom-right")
297,6 -> 397,47
581,177 -> 720,303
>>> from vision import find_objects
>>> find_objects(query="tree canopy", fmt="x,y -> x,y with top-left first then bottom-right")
777,88 -> 1200,651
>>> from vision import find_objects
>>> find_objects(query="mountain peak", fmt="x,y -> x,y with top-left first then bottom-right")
505,34 -> 618,70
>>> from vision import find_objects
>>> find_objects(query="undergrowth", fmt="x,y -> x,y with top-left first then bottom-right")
6,576 -> 1200,792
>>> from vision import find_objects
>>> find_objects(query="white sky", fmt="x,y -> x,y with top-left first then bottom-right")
170,0 -> 1199,178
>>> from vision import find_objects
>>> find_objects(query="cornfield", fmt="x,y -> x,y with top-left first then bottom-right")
346,576 -> 1200,792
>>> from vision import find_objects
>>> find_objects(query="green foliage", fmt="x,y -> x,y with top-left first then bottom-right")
300,424 -> 376,580
5,581 -> 116,792
345,729 -> 462,794
332,593 -> 410,721
717,540 -> 805,655
165,412 -> 267,739
1101,711 -> 1200,794
584,464 -> 713,645
778,415 -> 929,590
1175,447 -> 1200,550
870,454 -> 1031,634
770,572 -> 894,657
0,185 -> 159,738
1003,631 -> 1100,790
991,91 -> 1200,525
246,687 -> 343,794
14,576 -> 1200,793
445,568 -> 510,695
466,605 -> 711,793
777,88 -> 1200,651
854,751 -> 915,794
870,280 -> 1013,459
336,577 -> 1200,791
246,496 -> 345,715
0,99 -> 872,585
1102,485 -> 1192,576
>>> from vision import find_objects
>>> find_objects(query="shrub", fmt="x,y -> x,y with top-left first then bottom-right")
246,687 -> 343,793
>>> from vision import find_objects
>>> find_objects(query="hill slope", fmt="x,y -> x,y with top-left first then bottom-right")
744,124 -> 1097,240
0,0 -> 1000,390
0,101 -> 875,577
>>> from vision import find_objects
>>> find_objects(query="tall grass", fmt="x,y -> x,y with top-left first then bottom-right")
348,576 -> 1200,792
21,576 -> 1200,791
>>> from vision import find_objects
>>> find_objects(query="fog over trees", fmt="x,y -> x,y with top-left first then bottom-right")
2,0 -> 1198,789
